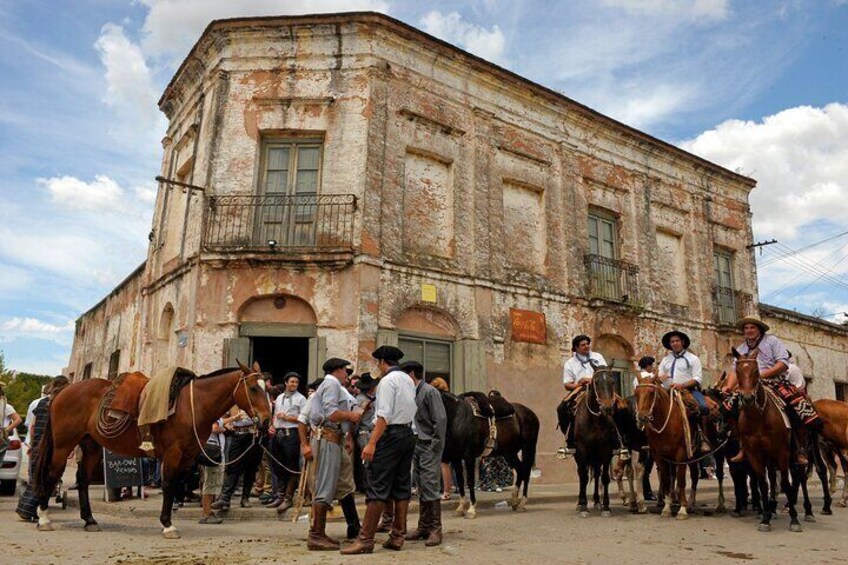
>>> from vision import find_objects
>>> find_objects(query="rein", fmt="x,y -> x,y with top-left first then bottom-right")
635,382 -> 676,435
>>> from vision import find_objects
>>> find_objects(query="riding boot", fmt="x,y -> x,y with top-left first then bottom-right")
383,499 -> 409,550
211,472 -> 238,510
794,426 -> 811,466
377,499 -> 394,532
340,500 -> 385,555
425,500 -> 443,547
404,499 -> 431,541
729,448 -> 746,464
340,493 -> 361,540
307,503 -> 339,551
276,477 -> 297,515
698,416 -> 712,453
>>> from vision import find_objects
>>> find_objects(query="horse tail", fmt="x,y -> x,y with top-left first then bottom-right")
33,409 -> 55,499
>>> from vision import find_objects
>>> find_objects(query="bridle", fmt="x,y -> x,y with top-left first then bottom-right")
634,380 -> 675,434
585,370 -> 616,418
735,358 -> 767,413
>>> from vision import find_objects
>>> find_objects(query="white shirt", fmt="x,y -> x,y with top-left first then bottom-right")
633,370 -> 653,390
373,369 -> 417,425
298,395 -> 315,426
658,351 -> 702,387
2,401 -> 18,428
786,363 -> 805,389
274,391 -> 306,429
562,352 -> 607,385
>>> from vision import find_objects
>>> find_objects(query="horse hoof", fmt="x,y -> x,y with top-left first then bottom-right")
837,501 -> 847,508
84,523 -> 101,532
716,506 -> 726,514
162,527 -> 181,540
37,523 -> 54,532
454,510 -> 466,517
601,511 -> 612,518
790,523 -> 803,533
757,524 -> 771,532
593,503 -> 602,511
676,512 -> 688,521
821,508 -> 833,516
579,511 -> 590,518
731,511 -> 742,518
661,509 -> 672,518
804,515 -> 816,523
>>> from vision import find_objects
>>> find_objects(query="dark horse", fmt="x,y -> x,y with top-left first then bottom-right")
33,362 -> 272,538
557,368 -> 620,517
733,348 -> 807,532
441,390 -> 539,518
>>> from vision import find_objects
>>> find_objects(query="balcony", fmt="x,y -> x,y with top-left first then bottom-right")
204,193 -> 356,252
712,285 -> 753,326
584,254 -> 640,305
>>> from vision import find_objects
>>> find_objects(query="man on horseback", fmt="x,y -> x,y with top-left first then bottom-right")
658,330 -> 712,454
722,316 -> 822,465
560,335 -> 628,458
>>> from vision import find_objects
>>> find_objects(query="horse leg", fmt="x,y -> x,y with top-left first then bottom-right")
601,460 -> 612,517
634,455 -> 647,514
658,462 -> 671,517
715,449 -> 726,514
159,458 -> 181,539
784,467 -> 802,532
77,438 -> 102,531
688,462 -> 699,514
676,463 -> 689,521
504,453 -> 521,509
729,462 -> 747,517
577,457 -> 590,517
839,452 -> 848,508
592,462 -> 601,510
612,456 -> 626,506
799,465 -> 815,522
37,444 -> 75,532
452,460 -> 468,517
768,466 -> 778,519
751,459 -> 772,531
464,457 -> 477,519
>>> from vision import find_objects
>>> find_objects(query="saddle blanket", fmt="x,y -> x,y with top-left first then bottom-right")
138,366 -> 195,427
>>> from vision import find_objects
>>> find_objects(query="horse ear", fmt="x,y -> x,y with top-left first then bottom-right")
236,359 -> 250,374
252,361 -> 261,373
731,347 -> 740,360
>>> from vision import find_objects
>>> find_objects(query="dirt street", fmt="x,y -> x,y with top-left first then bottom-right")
3,475 -> 847,565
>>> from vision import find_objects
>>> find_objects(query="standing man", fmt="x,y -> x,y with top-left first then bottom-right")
657,330 -> 711,453
211,406 -> 263,511
723,316 -> 821,465
559,335 -> 606,455
305,358 -> 362,551
401,361 -> 447,547
267,372 -> 306,513
342,345 -> 417,555
353,373 -> 378,492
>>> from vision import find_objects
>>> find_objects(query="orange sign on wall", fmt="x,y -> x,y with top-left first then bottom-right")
510,308 -> 547,345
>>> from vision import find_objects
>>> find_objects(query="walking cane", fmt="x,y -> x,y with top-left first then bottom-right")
291,458 -> 311,523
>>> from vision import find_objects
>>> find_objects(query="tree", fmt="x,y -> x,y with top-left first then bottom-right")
0,350 -> 53,433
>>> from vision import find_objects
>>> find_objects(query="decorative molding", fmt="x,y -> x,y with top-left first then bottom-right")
496,143 -> 551,166
398,108 -> 466,137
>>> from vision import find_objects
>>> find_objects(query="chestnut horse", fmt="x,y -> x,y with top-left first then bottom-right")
33,362 -> 271,538
633,375 -> 700,520
814,399 -> 848,509
733,348 -> 805,532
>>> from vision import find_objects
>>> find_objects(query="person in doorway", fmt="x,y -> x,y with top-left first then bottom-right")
267,372 -> 306,513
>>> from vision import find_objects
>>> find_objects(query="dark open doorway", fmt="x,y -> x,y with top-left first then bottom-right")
251,336 -> 310,393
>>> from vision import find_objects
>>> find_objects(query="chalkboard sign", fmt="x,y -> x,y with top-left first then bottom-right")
103,449 -> 143,489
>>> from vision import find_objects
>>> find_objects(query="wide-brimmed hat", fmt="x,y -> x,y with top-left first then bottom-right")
661,330 -> 691,350
736,316 -> 769,333
322,357 -> 351,373
372,345 -> 404,363
357,372 -> 378,391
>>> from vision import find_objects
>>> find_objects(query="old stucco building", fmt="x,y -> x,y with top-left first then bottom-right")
65,12 -> 848,482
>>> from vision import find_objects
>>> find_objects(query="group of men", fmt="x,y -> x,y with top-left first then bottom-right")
559,315 -> 821,465
298,345 -> 447,554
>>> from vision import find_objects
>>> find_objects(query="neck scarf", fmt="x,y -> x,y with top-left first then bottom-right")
670,350 -> 690,378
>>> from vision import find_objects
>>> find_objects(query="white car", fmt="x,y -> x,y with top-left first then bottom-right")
0,430 -> 23,496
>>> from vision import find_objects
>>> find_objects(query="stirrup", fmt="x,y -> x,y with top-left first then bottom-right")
138,440 -> 155,453
617,448 -> 631,461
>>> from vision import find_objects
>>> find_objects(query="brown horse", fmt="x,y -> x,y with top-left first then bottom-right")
633,375 -> 700,520
33,362 -> 272,538
733,348 -> 804,532
814,399 -> 848,509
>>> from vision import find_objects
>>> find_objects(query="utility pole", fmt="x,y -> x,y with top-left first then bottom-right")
747,239 -> 777,255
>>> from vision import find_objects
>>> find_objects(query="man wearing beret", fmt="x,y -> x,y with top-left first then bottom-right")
305,358 -> 362,551
342,345 -> 417,554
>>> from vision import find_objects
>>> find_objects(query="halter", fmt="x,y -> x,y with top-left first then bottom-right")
735,358 -> 768,414
634,381 -> 675,434
585,371 -> 615,418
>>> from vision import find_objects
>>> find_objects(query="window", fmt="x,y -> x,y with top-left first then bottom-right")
398,336 -> 453,388
713,249 -> 736,324
82,363 -> 93,380
586,212 -> 634,301
836,382 -> 848,402
108,349 -> 121,381
257,140 -> 323,247
588,213 -> 617,259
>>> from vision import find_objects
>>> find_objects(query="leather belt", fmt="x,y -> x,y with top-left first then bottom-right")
232,428 -> 254,435
319,427 -> 343,445
275,427 -> 297,436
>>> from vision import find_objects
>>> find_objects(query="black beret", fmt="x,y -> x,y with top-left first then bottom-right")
372,345 -> 404,362
283,371 -> 301,382
322,357 -> 351,373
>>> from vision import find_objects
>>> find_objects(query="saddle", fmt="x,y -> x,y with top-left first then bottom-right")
105,372 -> 149,419
462,392 -> 517,457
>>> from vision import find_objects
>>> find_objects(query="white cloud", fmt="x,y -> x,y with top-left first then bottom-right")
39,175 -> 123,212
420,11 -> 506,65
137,0 -> 390,61
94,23 -> 164,136
601,0 -> 730,21
0,317 -> 73,335
680,103 -> 848,241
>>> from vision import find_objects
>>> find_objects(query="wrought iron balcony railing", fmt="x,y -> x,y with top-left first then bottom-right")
712,285 -> 753,326
204,193 -> 356,252
584,254 -> 640,304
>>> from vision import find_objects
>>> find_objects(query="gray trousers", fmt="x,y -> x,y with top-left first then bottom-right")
312,438 -> 341,507
412,438 -> 443,502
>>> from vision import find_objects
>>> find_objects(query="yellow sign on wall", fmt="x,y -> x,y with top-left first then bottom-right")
421,284 -> 437,303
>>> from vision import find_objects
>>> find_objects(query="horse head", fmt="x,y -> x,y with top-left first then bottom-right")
235,360 -> 272,431
633,373 -> 662,428
732,347 -> 761,407
591,367 -> 618,416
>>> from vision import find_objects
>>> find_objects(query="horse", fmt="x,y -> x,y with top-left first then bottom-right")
33,362 -> 272,538
732,348 -> 807,532
813,398 -> 848,510
556,368 -> 621,517
441,390 -> 539,518
633,374 -> 703,520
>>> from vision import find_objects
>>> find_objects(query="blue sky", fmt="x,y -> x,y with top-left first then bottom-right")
1,0 -> 847,375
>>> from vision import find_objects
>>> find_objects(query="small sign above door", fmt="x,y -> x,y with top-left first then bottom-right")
421,284 -> 437,304
509,308 -> 547,345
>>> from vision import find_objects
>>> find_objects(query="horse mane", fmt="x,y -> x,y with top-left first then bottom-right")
198,367 -> 240,379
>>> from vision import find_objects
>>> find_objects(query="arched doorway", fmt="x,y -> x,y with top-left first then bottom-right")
395,307 -> 457,389
154,303 -> 175,373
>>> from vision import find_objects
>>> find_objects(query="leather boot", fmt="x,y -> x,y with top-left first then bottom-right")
729,448 -> 746,463
794,426 -> 810,466
211,472 -> 237,510
307,504 -> 339,551
339,493 -> 361,540
404,500 -> 431,541
377,499 -> 394,532
382,499 -> 409,551
340,500 -> 385,555
276,478 -> 297,514
425,500 -> 442,547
